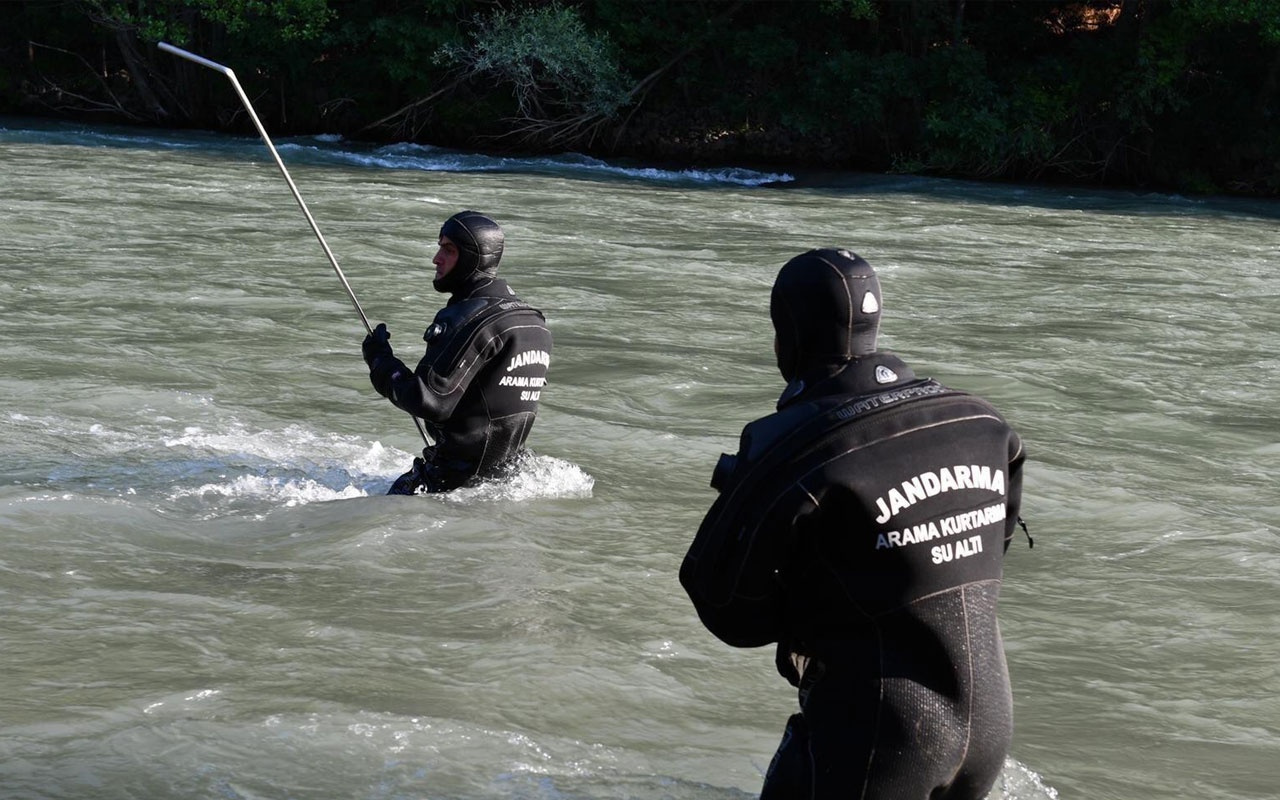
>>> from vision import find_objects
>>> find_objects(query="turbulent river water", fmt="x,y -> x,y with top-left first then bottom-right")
1,115 -> 1276,800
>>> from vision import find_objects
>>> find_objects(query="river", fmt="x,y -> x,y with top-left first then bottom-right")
1,115 -> 1276,800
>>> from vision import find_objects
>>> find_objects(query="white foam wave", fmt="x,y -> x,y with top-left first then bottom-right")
4,121 -> 792,186
160,423 -> 592,512
11,403 -> 594,514
278,140 -> 793,186
169,473 -> 368,508
995,758 -> 1059,800
445,452 -> 596,504
162,423 -> 408,476
0,122 -> 208,150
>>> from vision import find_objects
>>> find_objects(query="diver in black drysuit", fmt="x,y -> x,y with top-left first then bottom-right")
362,211 -> 552,494
680,249 -> 1027,799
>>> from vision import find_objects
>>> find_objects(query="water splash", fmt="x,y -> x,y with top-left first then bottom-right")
995,758 -> 1060,799
164,447 -> 595,515
444,452 -> 596,504
8,406 -> 593,518
169,472 -> 369,508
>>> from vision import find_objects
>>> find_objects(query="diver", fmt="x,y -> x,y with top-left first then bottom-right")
362,210 -> 552,494
681,248 -> 1028,798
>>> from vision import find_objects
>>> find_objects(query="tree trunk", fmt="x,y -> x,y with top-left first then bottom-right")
112,28 -> 171,121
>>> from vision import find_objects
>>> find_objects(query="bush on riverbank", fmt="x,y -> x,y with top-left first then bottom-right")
3,0 -> 1278,196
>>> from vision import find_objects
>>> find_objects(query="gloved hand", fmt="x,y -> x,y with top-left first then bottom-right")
362,322 -> 393,366
387,455 -> 426,495
387,448 -> 434,495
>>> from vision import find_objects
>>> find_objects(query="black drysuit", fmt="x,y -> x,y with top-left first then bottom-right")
681,353 -> 1025,799
367,275 -> 552,492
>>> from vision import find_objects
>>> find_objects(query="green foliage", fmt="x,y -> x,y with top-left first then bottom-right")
1170,0 -> 1280,44
2,0 -> 1278,194
819,0 -> 878,20
915,45 -> 1005,175
436,4 -> 631,120
82,0 -> 334,44
322,2 -> 466,94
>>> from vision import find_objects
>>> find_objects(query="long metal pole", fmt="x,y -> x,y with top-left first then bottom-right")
159,41 -> 431,446
159,42 -> 370,332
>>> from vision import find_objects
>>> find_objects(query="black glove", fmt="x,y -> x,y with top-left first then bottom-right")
709,452 -> 739,492
387,456 -> 426,495
387,447 -> 434,495
362,322 -> 393,367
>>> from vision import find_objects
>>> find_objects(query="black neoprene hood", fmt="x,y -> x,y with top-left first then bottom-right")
435,210 -> 504,293
770,248 -> 882,381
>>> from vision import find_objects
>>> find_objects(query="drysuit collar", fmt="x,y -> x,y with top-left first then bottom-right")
777,353 -> 917,409
443,273 -> 505,304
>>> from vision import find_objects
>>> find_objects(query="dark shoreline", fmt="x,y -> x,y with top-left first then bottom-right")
7,1 -> 1280,202
7,109 -> 1280,217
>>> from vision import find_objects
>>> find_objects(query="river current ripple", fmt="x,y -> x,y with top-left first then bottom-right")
1,117 -> 1276,800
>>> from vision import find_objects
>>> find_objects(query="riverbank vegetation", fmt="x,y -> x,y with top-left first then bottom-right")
3,1 -> 1278,196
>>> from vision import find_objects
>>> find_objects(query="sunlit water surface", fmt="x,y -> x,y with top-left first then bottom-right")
2,117 -> 1277,800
